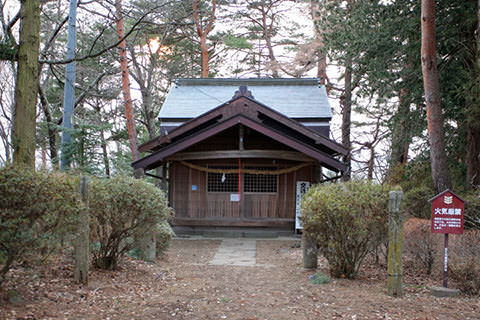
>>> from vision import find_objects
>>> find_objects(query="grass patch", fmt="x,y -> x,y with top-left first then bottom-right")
310,271 -> 330,284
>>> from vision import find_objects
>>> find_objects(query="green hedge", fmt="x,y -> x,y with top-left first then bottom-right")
0,166 -> 82,284
0,166 -> 175,283
301,180 -> 389,279
89,175 -> 173,269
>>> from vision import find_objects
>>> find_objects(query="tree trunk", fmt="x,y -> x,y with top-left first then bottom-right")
465,0 -> 480,189
260,4 -> 280,78
421,0 -> 452,193
367,147 -> 374,180
193,0 -> 216,78
142,91 -> 156,139
465,128 -> 480,188
116,0 -> 140,162
93,86 -> 111,177
341,60 -> 352,181
199,35 -> 209,78
311,0 -> 328,84
389,89 -> 410,167
100,126 -> 110,177
60,0 -> 77,171
38,85 -> 58,167
127,43 -> 157,140
12,0 -> 41,168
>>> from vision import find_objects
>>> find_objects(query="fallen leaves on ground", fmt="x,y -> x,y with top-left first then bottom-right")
1,239 -> 479,320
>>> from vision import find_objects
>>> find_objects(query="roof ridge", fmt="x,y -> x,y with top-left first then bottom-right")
175,78 -> 322,86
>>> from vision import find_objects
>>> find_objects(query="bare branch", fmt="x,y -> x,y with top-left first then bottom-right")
56,71 -> 108,126
39,9 -> 150,65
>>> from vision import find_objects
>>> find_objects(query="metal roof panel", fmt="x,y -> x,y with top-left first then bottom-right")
158,78 -> 332,119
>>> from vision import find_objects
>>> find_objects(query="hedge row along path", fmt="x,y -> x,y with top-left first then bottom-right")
1,239 -> 479,319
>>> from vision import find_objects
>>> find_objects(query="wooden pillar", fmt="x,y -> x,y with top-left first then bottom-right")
74,176 -> 89,284
239,124 -> 244,150
134,167 -> 144,179
387,190 -> 404,297
314,161 -> 322,183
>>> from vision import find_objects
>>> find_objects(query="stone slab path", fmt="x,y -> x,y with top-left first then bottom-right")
209,239 -> 256,266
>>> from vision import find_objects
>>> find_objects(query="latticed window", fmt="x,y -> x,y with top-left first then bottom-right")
207,166 -> 238,192
244,167 -> 278,193
207,166 -> 278,193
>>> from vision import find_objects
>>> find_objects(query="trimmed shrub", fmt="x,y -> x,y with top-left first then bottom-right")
155,221 -> 175,257
0,166 -> 81,284
88,175 -> 173,269
301,180 -> 388,279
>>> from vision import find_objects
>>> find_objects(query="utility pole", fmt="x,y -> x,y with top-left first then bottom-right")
60,0 -> 77,171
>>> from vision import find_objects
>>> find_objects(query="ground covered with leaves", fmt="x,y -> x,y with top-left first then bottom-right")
1,239 -> 479,320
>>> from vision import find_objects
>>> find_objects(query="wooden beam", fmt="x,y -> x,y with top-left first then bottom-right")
138,96 -> 347,156
167,150 -> 315,162
132,114 -> 347,172
173,217 -> 294,228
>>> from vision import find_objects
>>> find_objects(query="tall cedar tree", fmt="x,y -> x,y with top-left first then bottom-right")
12,0 -> 41,168
193,0 -> 216,78
466,0 -> 480,188
420,0 -> 451,192
116,0 -> 140,162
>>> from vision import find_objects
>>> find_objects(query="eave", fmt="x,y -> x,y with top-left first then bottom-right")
132,113 -> 347,173
139,95 -> 347,156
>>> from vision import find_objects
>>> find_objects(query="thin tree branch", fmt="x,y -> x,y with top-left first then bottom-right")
39,10 -> 149,65
55,72 -> 108,126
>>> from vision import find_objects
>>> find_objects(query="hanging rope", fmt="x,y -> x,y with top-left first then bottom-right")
179,160 -> 311,175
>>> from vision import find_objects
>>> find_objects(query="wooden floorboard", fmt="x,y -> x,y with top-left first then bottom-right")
173,217 -> 294,228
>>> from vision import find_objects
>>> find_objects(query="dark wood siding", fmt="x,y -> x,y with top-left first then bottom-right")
170,159 -> 313,228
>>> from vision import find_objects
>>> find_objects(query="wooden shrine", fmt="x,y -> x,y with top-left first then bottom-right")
132,78 -> 348,229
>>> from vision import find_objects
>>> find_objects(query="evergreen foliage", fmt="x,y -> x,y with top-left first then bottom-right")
318,0 -> 479,184
0,166 -> 82,284
88,175 -> 173,270
301,181 -> 389,279
155,221 -> 176,257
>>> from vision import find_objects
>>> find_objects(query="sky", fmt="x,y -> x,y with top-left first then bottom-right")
0,0 -> 388,179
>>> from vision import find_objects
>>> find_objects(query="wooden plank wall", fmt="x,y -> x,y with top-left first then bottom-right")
170,160 -> 313,227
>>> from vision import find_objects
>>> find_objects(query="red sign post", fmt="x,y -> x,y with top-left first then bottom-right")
429,189 -> 464,288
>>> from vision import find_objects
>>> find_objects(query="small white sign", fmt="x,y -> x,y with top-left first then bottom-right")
230,193 -> 240,202
295,181 -> 310,230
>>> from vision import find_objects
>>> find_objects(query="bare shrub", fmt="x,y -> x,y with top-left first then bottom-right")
403,218 -> 437,275
449,231 -> 480,296
463,192 -> 480,230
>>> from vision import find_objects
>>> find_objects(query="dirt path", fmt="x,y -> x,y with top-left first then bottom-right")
1,239 -> 479,320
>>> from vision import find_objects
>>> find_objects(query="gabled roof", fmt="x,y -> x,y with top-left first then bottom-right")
158,78 -> 332,120
140,91 -> 343,154
428,189 -> 465,203
133,92 -> 348,173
